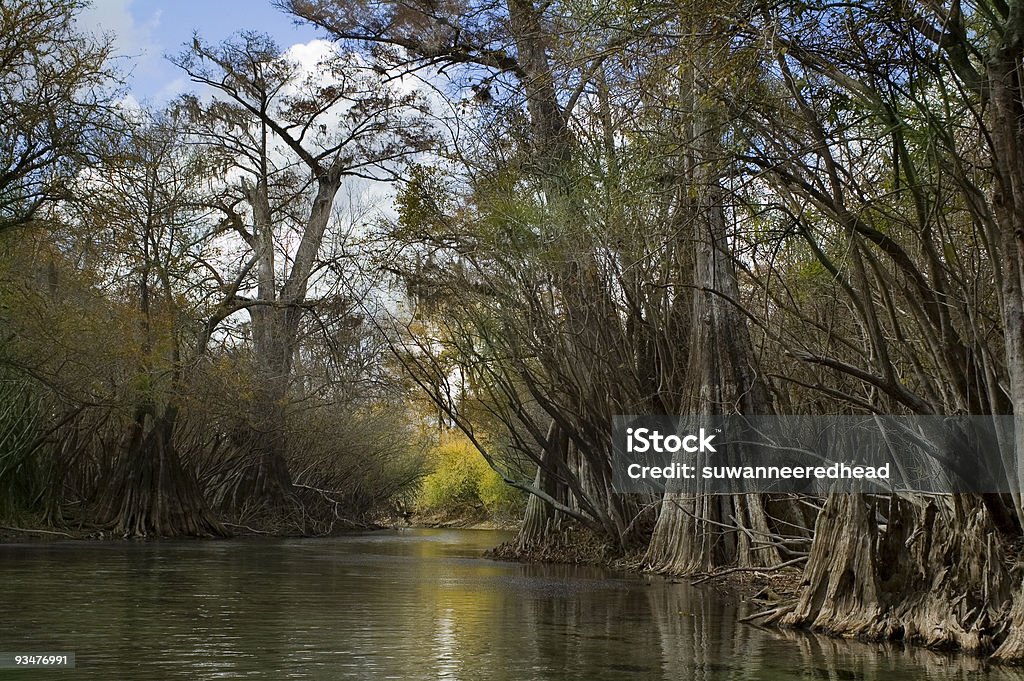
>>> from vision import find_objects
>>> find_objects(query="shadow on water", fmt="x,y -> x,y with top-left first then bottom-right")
0,528 -> 1019,680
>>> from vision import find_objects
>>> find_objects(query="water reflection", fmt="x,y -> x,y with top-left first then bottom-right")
0,529 -> 1019,680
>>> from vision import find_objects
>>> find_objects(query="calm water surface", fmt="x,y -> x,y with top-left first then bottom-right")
0,529 -> 1019,680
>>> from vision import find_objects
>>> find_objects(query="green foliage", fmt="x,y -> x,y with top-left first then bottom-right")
416,434 -> 525,520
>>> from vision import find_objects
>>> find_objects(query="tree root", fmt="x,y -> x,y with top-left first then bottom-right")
778,494 -> 1016,658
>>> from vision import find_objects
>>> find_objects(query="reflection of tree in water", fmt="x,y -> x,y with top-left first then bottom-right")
645,581 -> 1024,681
522,574 -> 665,678
646,583 -> 750,680
480,564 -> 1024,681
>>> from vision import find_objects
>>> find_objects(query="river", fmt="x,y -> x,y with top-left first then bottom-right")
0,528 -> 1020,680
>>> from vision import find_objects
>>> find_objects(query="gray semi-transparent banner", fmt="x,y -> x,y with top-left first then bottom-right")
612,415 -> 1020,494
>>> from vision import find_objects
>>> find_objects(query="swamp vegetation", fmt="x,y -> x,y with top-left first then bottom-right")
5,0 -> 1024,664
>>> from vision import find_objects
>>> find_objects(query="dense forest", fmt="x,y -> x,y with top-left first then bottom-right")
4,0 -> 1024,663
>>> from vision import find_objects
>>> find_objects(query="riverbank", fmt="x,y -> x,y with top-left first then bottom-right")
487,522 -> 803,605
407,513 -> 521,531
484,520 -> 1024,667
0,523 -> 87,541
0,515 -> 521,542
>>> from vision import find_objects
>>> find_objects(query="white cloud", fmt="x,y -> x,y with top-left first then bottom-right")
154,76 -> 188,102
283,39 -> 338,70
115,92 -> 143,112
79,1 -> 161,58
77,1 -> 169,99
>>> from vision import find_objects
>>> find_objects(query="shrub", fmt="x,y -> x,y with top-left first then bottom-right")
416,434 -> 525,520
0,377 -> 56,523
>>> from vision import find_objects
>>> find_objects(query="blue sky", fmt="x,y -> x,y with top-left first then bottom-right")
79,0 -> 324,103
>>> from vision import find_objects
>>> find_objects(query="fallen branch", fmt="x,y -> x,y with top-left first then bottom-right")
1,525 -> 75,538
690,556 -> 807,585
222,522 -> 270,535
739,603 -> 796,624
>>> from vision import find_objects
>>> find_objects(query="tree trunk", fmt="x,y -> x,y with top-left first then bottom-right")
213,173 -> 342,519
645,181 -> 786,573
503,0 -> 646,551
516,420 -> 569,550
780,494 -> 1011,656
97,408 -> 226,538
987,11 -> 1024,660
211,306 -> 298,517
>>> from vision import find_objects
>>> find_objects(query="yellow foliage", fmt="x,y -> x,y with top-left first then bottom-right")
416,433 -> 524,519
